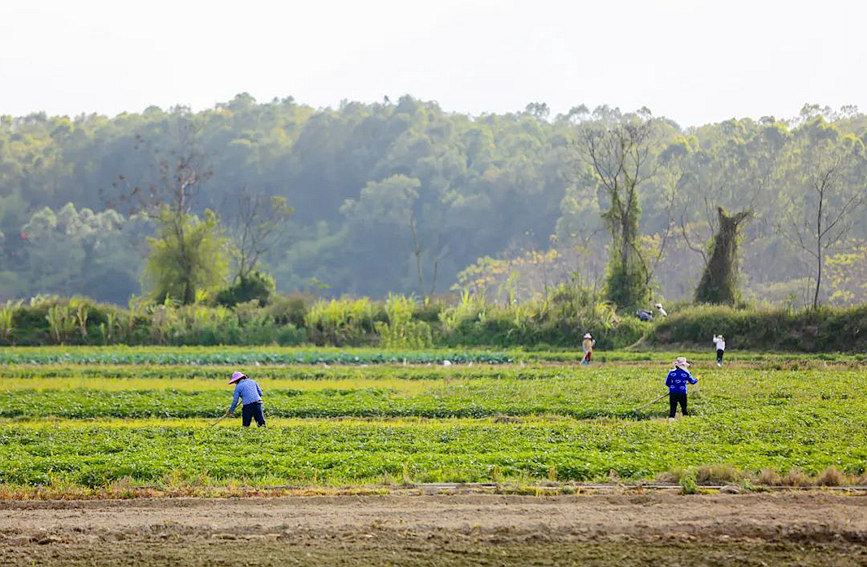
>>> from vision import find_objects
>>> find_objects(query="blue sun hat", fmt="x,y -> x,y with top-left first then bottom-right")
229,371 -> 247,384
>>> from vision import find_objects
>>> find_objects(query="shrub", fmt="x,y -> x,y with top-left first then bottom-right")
649,303 -> 867,352
265,293 -> 311,327
214,271 -> 276,307
679,469 -> 698,494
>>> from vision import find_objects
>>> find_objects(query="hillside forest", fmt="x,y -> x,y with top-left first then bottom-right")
2,95 -> 866,309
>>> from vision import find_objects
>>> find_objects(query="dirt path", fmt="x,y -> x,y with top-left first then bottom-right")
1,492 -> 864,566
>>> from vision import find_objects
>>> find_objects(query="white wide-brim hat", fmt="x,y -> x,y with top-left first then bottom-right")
673,356 -> 690,369
584,333 -> 592,339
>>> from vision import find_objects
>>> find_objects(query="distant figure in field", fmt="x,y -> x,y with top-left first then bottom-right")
655,303 -> 668,317
666,357 -> 698,419
582,333 -> 596,365
225,371 -> 266,427
713,334 -> 726,367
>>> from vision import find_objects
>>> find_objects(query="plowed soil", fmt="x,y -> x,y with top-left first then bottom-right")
0,492 -> 864,566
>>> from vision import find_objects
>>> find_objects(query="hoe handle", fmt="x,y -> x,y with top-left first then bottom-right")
634,392 -> 668,412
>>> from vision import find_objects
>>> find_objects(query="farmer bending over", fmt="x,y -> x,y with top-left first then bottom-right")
226,371 -> 266,427
666,357 -> 698,419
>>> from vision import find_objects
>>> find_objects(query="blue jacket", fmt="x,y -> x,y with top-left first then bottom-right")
229,379 -> 263,413
665,368 -> 697,394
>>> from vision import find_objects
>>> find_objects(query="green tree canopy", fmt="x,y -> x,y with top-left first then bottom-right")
143,208 -> 228,304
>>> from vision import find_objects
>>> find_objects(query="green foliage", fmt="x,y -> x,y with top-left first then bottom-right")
604,260 -> 649,312
3,290 -> 867,351
14,204 -> 146,303
581,119 -> 655,311
214,271 -> 276,307
143,208 -> 229,305
679,469 -> 699,495
0,358 -> 865,488
0,300 -> 17,341
304,297 -> 377,346
4,99 -> 867,307
375,294 -> 433,349
694,208 -> 751,305
650,303 -> 867,352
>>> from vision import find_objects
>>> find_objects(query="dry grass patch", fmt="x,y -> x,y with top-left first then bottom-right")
815,467 -> 849,487
696,465 -> 742,485
782,468 -> 812,487
757,468 -> 783,486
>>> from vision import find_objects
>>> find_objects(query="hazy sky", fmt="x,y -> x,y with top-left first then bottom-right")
2,0 -> 865,127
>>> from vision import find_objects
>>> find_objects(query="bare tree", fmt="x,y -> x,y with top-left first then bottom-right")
110,110 -> 224,304
225,187 -> 294,281
579,117 -> 656,308
408,209 -> 449,302
780,147 -> 866,309
112,111 -> 211,220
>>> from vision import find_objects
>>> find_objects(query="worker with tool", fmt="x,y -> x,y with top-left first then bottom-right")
224,371 -> 266,427
666,357 -> 698,420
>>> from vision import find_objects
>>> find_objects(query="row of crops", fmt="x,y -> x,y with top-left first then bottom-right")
1,346 -> 864,366
2,414 -> 864,488
0,347 -> 515,366
1,352 -> 865,489
0,368 -> 863,419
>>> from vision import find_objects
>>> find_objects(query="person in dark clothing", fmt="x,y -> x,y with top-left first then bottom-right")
665,357 -> 698,419
226,371 -> 266,427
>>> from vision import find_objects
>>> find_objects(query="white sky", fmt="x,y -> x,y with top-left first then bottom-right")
1,0 -> 865,127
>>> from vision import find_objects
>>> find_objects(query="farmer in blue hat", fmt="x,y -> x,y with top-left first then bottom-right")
225,371 -> 266,427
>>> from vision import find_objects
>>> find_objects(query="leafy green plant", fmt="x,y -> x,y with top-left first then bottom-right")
0,300 -> 19,343
45,304 -> 77,344
376,294 -> 432,349
679,469 -> 698,495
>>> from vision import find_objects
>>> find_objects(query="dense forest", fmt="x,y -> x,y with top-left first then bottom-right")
1,94 -> 866,308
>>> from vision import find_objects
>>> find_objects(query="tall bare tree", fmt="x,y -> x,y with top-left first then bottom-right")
225,187 -> 294,281
780,134 -> 866,308
112,109 -> 226,304
579,116 -> 656,309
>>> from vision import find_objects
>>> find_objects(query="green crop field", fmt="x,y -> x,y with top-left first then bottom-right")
0,347 -> 865,492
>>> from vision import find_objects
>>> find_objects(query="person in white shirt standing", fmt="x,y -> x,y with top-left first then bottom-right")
712,334 -> 726,367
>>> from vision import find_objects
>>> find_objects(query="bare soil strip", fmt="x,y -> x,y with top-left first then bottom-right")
0,492 -> 864,566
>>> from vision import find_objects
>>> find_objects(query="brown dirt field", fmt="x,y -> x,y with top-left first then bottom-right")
0,492 -> 864,566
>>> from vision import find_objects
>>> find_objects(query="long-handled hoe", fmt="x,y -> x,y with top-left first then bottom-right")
633,392 -> 668,413
210,411 -> 230,427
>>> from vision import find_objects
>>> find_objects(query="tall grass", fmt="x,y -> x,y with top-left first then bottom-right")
1,292 -> 866,350
376,294 -> 432,349
0,300 -> 18,342
305,297 -> 377,346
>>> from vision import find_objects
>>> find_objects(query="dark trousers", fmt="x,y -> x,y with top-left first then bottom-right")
669,392 -> 688,417
717,349 -> 724,364
242,402 -> 266,427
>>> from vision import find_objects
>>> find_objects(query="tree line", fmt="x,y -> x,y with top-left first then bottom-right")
1,95 -> 866,310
